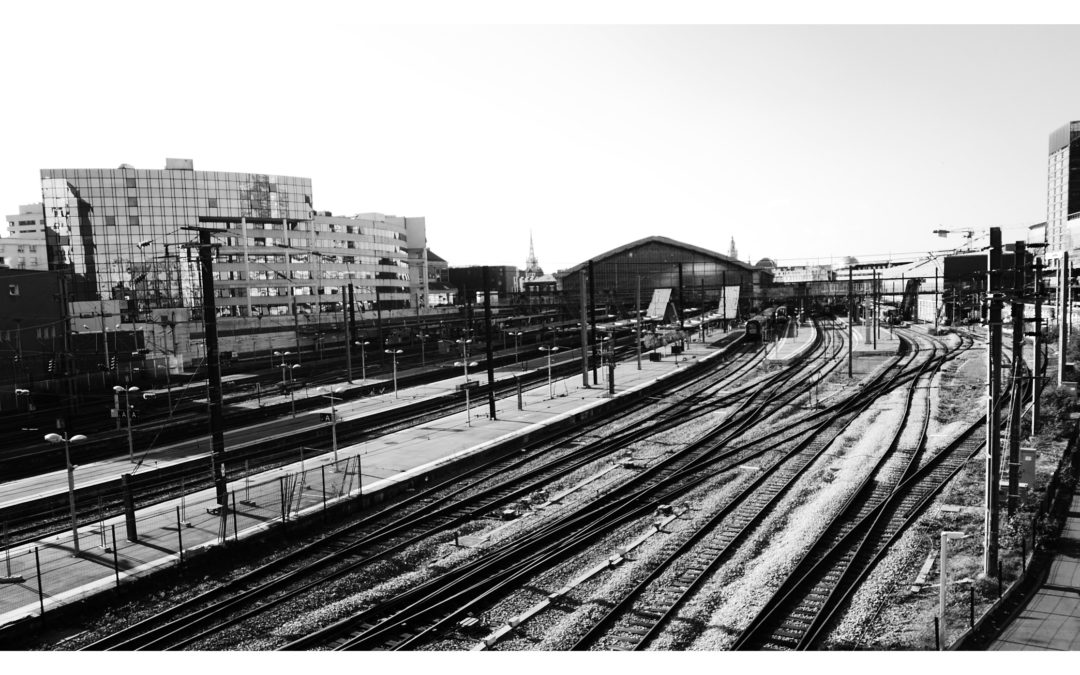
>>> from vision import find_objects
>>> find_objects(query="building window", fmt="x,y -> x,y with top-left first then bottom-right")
129,215 -> 140,226
8,284 -> 18,296
128,196 -> 138,207
126,177 -> 137,188
208,198 -> 218,208
105,216 -> 116,226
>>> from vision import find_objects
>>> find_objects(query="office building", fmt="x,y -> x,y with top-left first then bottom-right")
1048,121 -> 1080,258
6,203 -> 47,238
39,159 -> 421,365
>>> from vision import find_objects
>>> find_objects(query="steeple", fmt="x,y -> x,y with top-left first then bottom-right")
525,231 -> 544,278
728,237 -> 738,260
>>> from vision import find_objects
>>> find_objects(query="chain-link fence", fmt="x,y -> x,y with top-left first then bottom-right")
1,452 -> 365,626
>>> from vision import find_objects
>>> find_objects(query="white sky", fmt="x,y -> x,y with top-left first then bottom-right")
4,2 -> 1080,273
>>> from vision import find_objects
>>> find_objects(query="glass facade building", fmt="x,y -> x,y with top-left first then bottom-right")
1048,121 -> 1080,257
39,160 -> 413,325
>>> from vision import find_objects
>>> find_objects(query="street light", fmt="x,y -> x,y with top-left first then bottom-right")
512,331 -> 524,367
601,336 -> 616,393
539,345 -> 560,399
273,350 -> 293,387
113,386 -> 139,462
44,430 -> 88,555
385,348 -> 403,398
319,386 -> 343,466
288,364 -> 300,417
454,359 -> 479,426
14,389 -> 30,425
938,531 -> 968,650
355,340 -> 370,383
274,351 -> 299,417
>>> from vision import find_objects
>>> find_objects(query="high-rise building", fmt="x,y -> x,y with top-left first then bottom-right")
1047,121 -> 1080,258
41,159 -> 315,317
38,159 -> 420,363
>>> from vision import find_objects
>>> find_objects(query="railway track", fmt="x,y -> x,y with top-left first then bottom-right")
509,330 -> 943,650
730,332 -> 1001,650
76,331 -> 779,650
268,326 -> 921,649
297,328 -> 970,651
0,335 -> 669,549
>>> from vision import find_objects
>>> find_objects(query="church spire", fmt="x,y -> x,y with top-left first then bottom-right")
728,237 -> 738,260
525,231 -> 544,278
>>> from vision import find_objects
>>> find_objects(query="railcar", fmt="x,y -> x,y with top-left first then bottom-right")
745,315 -> 764,341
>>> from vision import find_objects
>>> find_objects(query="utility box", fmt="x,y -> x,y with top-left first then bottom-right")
1021,447 -> 1037,488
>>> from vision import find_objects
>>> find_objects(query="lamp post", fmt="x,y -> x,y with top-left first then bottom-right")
602,336 -> 615,394
15,388 -> 30,426
273,350 -> 293,388
455,359 -> 479,426
539,345 -> 560,399
113,385 -> 139,462
938,531 -> 968,649
288,364 -> 299,417
44,430 -> 87,555
319,386 -> 343,465
385,348 -> 403,398
274,351 -> 299,417
355,340 -> 370,383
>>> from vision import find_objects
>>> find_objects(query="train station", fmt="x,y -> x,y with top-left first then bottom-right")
3,21 -> 1080,656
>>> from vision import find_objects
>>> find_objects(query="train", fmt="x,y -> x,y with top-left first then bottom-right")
744,306 -> 791,342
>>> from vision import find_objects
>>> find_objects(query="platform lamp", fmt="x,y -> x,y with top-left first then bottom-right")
273,350 -> 294,388
455,337 -> 473,381
319,386 -> 344,466
385,348 -> 403,398
454,359 -> 479,426
288,364 -> 300,418
539,345 -> 560,399
938,531 -> 968,649
113,385 -> 139,462
45,430 -> 87,555
15,388 -> 30,425
355,340 -> 370,383
512,331 -> 524,366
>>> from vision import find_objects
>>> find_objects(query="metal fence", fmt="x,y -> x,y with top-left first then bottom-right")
1,451 -> 364,628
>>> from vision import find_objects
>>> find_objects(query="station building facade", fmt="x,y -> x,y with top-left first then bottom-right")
556,236 -> 766,319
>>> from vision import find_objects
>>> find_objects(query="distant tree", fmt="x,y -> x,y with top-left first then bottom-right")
843,256 -> 859,266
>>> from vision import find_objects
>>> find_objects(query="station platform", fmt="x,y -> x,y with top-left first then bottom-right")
0,330 -> 743,633
989,493 -> 1080,651
761,318 -> 899,364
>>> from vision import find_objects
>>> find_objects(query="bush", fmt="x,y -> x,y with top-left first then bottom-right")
1039,385 -> 1078,439
1069,333 -> 1080,365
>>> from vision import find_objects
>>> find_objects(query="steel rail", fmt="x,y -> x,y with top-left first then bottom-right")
80,335 -> 765,650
